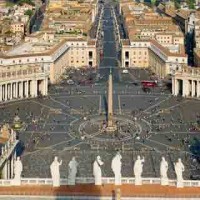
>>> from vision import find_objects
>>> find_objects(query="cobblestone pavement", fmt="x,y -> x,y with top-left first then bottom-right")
0,79 -> 200,179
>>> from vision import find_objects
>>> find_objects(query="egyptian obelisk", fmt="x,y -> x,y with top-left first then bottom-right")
106,69 -> 117,132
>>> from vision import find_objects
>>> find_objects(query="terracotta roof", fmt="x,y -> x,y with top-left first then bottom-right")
121,39 -> 130,46
150,39 -> 187,57
176,9 -> 191,19
0,184 -> 200,197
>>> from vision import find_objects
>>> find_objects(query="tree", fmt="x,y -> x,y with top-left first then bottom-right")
187,0 -> 195,9
190,137 -> 200,162
18,0 -> 35,6
24,9 -> 33,18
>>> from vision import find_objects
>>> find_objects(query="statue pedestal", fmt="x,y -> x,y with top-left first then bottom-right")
161,178 -> 169,186
176,181 -> 184,188
135,177 -> 142,185
68,177 -> 76,185
106,124 -> 117,132
12,178 -> 21,186
114,175 -> 121,186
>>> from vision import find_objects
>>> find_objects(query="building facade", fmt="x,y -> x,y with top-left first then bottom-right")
172,67 -> 200,98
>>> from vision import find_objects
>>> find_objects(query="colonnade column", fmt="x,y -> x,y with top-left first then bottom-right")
15,82 -> 18,98
10,83 -> 13,100
20,82 -> 23,98
5,84 -> 7,101
197,81 -> 200,98
0,85 -> 2,102
25,81 -> 29,97
12,83 -> 15,99
174,79 -> 179,96
43,79 -> 48,96
191,80 -> 196,97
183,79 -> 189,97
172,77 -> 175,95
7,84 -> 10,100
31,80 -> 37,97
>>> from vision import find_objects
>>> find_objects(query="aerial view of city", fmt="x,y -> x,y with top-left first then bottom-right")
0,0 -> 199,199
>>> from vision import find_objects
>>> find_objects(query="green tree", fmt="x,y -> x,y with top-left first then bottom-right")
190,138 -> 200,162
24,9 -> 33,17
187,0 -> 195,9
18,0 -> 35,6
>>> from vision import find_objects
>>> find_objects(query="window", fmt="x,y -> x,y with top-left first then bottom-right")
89,51 -> 93,59
125,61 -> 129,67
89,61 -> 93,66
125,51 -> 129,59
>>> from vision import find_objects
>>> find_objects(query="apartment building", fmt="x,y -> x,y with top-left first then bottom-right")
0,0 -> 99,103
10,22 -> 25,34
120,0 -> 187,78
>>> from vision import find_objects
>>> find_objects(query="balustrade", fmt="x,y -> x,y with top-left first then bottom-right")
0,177 -> 199,188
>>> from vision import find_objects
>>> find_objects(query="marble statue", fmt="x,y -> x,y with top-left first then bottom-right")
68,157 -> 78,185
160,157 -> 168,185
93,156 -> 104,185
111,152 -> 122,185
50,156 -> 62,187
134,155 -> 145,185
174,158 -> 185,188
13,157 -> 23,186
1,146 -> 4,155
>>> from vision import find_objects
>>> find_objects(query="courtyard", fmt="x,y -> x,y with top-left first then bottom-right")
0,70 -> 199,180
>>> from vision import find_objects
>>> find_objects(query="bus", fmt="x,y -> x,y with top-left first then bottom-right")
141,80 -> 157,88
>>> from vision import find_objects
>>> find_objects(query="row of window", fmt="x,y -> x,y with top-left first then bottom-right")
132,43 -> 148,47
12,58 -> 44,63
70,43 -> 86,46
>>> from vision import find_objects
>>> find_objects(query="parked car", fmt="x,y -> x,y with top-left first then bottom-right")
67,79 -> 74,85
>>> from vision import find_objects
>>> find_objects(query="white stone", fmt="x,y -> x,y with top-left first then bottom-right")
134,155 -> 145,185
111,152 -> 122,185
13,157 -> 23,186
93,156 -> 104,185
50,156 -> 62,187
174,158 -> 185,188
68,157 -> 78,185
160,157 -> 169,186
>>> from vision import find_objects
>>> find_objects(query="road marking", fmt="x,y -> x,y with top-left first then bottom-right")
118,95 -> 122,114
23,138 -> 77,157
135,142 -> 161,153
146,138 -> 195,156
148,100 -> 189,118
142,96 -> 171,113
